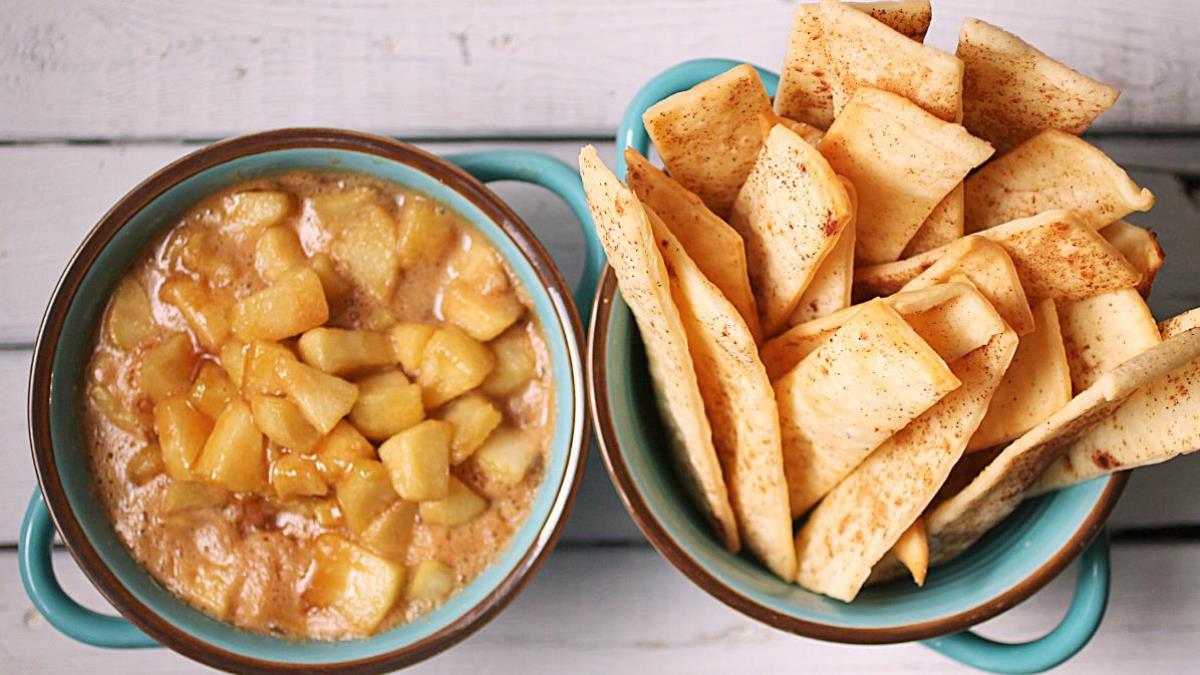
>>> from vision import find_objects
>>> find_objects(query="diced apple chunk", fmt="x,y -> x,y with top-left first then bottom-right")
314,421 -> 376,483
397,197 -> 456,269
309,253 -> 353,302
223,190 -> 292,235
250,395 -> 321,451
140,332 -> 199,403
241,340 -> 295,396
254,226 -> 307,282
336,459 -> 399,534
389,323 -> 435,376
163,480 -> 229,513
155,395 -> 213,480
442,279 -> 524,342
89,384 -> 146,437
473,428 -> 540,487
277,358 -> 358,434
359,499 -> 418,560
439,394 -> 501,464
270,454 -> 328,498
218,340 -> 249,386
311,498 -> 342,527
159,277 -> 230,350
407,560 -> 455,601
456,237 -> 509,292
126,443 -> 165,485
106,278 -> 156,351
378,420 -> 452,501
189,361 -> 235,419
185,563 -> 241,619
419,477 -> 487,527
193,401 -> 267,492
481,327 -> 537,396
229,267 -> 329,341
304,534 -> 404,634
417,327 -> 495,408
298,327 -> 394,375
313,189 -> 401,302
349,371 -> 425,441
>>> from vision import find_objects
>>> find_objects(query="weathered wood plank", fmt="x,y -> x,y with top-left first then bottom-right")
1,0 -> 1197,140
2,544 -> 1197,673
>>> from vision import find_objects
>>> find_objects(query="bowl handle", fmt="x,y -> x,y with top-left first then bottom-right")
921,532 -> 1110,674
19,490 -> 157,648
447,150 -> 604,323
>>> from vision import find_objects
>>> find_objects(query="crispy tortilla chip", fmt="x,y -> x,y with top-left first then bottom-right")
969,299 -> 1072,452
1059,289 -> 1161,392
925,328 -> 1200,566
818,87 -> 993,264
904,184 -> 965,257
964,130 -> 1155,232
643,64 -> 773,216
787,178 -> 857,326
1034,313 -> 1200,493
1101,220 -> 1164,296
624,148 -> 761,340
758,112 -> 825,146
796,331 -> 1016,600
901,236 -> 1034,335
891,518 -> 929,586
730,124 -> 853,335
774,0 -> 932,128
818,0 -> 961,122
578,146 -> 739,551
763,282 -> 1005,380
650,208 -> 796,580
775,299 -> 960,516
958,18 -> 1120,154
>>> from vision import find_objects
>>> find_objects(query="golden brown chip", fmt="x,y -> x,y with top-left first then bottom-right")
795,331 -> 1016,601
730,124 -> 854,336
758,112 -> 825,146
1101,220 -> 1163,296
650,208 -> 795,580
964,130 -> 1154,232
775,299 -> 960,517
901,236 -> 1034,335
787,178 -> 857,327
643,64 -> 773,216
624,147 -> 761,340
818,0 -> 961,122
969,299 -> 1072,452
904,184 -> 965,257
578,146 -> 739,552
1058,289 -> 1161,393
925,328 -> 1200,566
818,87 -> 993,264
774,0 -> 932,128
958,18 -> 1120,154
891,517 -> 929,586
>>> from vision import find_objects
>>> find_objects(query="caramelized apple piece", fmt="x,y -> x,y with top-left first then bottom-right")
378,420 -> 452,501
223,190 -> 292,235
417,327 -> 495,408
441,279 -> 524,342
439,393 -> 501,464
313,189 -> 401,301
241,340 -> 295,396
419,476 -> 487,527
269,454 -> 328,498
218,339 -> 249,386
155,395 -> 213,480
309,253 -> 353,303
189,361 -> 235,419
277,358 -> 359,434
254,226 -> 307,282
126,443 -> 165,486
304,534 -> 404,634
388,323 -> 435,376
349,371 -> 425,441
359,499 -> 417,560
193,400 -> 267,492
407,560 -> 455,601
163,481 -> 229,513
228,267 -> 329,341
106,278 -> 156,351
335,459 -> 399,534
397,197 -> 456,269
473,428 -> 540,487
481,327 -> 537,396
298,327 -> 394,375
140,332 -> 199,403
250,394 -> 321,451
314,421 -> 376,483
160,277 -> 230,349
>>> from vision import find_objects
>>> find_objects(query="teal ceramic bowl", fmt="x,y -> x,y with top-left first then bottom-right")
20,129 -> 603,673
590,59 -> 1128,675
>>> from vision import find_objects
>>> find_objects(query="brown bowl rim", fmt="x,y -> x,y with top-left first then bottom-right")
587,266 -> 1128,645
27,128 -> 589,673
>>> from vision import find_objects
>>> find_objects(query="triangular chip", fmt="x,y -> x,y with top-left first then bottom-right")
774,0 -> 932,128
795,330 -> 1016,601
818,87 -> 993,264
775,299 -> 961,516
624,148 -> 762,340
730,124 -> 853,335
891,517 -> 929,586
1034,313 -> 1200,493
969,299 -> 1072,452
818,0 -> 961,122
1058,289 -> 1161,392
964,130 -> 1154,232
958,18 -> 1120,154
643,64 -> 773,216
903,183 -> 965,257
787,178 -> 857,326
901,236 -> 1034,335
650,208 -> 795,580
758,111 -> 825,146
578,146 -> 739,551
762,282 -> 1006,380
1101,220 -> 1163,296
924,328 -> 1200,566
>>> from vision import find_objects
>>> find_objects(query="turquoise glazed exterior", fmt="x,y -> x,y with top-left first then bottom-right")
592,59 -> 1126,674
21,131 -> 601,672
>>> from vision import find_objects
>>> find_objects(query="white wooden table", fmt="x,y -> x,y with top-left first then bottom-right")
3,2 -> 1199,672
